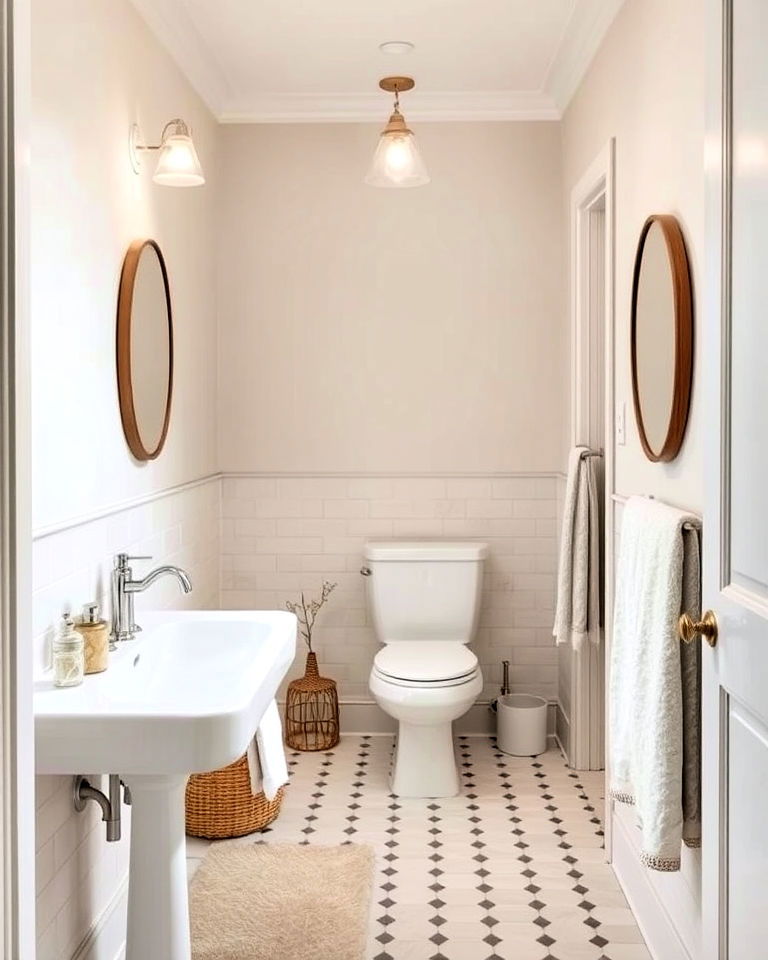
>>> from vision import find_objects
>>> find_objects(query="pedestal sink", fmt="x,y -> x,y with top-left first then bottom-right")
34,610 -> 297,960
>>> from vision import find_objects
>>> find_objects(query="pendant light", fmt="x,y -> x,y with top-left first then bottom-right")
365,77 -> 430,189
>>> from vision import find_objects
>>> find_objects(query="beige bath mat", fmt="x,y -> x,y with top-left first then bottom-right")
190,843 -> 375,960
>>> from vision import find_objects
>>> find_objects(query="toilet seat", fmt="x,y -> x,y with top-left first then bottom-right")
373,641 -> 478,687
371,665 -> 480,689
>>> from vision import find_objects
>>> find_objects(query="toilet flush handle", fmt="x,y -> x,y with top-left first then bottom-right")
360,566 -> 372,577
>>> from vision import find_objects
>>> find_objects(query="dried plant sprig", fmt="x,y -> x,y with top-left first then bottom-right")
285,580 -> 337,652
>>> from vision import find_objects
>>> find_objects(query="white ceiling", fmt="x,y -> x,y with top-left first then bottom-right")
130,0 -> 625,122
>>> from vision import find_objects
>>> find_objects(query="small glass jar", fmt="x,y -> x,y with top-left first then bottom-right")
53,614 -> 85,688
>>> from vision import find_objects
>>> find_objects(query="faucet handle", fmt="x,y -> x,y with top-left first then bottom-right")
114,553 -> 152,569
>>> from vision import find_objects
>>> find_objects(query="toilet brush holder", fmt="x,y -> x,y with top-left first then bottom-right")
497,693 -> 548,756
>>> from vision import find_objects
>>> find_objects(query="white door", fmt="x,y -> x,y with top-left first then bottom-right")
703,1 -> 768,957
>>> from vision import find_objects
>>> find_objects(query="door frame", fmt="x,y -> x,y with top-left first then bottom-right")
703,2 -> 724,954
2,0 -> 34,954
567,140 -> 616,787
703,0 -> 742,956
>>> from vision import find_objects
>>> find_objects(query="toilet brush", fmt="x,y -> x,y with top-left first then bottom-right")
489,659 -> 511,714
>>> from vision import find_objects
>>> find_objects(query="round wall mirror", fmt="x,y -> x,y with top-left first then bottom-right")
630,214 -> 693,462
116,239 -> 173,461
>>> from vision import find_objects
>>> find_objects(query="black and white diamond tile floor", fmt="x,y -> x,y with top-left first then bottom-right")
187,736 -> 650,960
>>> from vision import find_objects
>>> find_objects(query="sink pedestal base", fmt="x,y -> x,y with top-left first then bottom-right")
125,775 -> 191,960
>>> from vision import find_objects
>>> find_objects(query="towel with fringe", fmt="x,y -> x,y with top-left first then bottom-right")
609,496 -> 702,871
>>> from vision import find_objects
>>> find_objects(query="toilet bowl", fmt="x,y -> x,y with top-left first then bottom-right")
363,541 -> 487,798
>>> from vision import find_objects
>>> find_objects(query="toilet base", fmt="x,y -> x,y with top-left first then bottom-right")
390,722 -> 460,798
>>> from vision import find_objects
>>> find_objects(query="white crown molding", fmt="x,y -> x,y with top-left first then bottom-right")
129,0 -> 232,117
544,0 -> 627,113
131,0 -> 622,124
219,90 -> 560,124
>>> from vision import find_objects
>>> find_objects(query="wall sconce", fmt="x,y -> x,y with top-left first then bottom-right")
365,77 -> 429,189
129,119 -> 205,187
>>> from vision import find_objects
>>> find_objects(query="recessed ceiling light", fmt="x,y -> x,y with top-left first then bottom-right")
379,41 -> 415,55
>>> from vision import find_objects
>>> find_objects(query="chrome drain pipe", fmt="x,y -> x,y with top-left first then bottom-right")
73,774 -> 125,842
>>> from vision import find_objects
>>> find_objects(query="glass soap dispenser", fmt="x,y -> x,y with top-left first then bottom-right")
53,614 -> 85,687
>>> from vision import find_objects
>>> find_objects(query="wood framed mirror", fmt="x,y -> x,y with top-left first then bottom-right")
630,214 -> 693,463
116,239 -> 174,461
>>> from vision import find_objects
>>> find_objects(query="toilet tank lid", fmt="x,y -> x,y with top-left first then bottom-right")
364,541 -> 488,562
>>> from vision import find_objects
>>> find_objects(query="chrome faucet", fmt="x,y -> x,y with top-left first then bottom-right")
110,553 -> 192,643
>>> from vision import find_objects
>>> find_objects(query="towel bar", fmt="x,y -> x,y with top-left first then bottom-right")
610,493 -> 700,531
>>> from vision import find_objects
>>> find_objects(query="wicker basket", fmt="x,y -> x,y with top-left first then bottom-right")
185,754 -> 285,839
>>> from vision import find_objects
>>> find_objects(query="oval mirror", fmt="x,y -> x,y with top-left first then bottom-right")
630,214 -> 693,462
116,239 -> 173,460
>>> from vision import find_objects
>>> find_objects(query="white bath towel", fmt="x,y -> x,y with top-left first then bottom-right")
246,700 -> 289,801
553,446 -> 602,649
610,496 -> 702,871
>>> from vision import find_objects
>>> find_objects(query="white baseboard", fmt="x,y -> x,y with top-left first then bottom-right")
71,874 -> 128,960
336,700 -> 396,734
331,699 -> 558,737
555,702 -> 571,760
612,806 -> 695,960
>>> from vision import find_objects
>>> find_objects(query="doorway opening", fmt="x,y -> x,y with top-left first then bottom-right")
558,141 -> 615,777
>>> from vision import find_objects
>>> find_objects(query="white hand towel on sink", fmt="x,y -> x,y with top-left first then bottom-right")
609,496 -> 701,871
246,700 -> 288,801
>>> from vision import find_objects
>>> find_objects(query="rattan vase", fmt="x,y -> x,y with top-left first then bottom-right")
284,651 -> 340,751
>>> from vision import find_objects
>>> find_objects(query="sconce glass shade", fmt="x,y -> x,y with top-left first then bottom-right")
365,107 -> 429,188
153,124 -> 205,187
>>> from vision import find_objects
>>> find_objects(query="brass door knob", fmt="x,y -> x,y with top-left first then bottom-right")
678,610 -> 718,647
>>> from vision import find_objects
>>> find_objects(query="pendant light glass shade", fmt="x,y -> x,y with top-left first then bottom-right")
152,121 -> 205,187
365,127 -> 430,188
365,79 -> 429,189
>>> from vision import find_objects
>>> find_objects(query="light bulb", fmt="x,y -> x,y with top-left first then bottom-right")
153,132 -> 205,187
385,137 -> 410,173
365,131 -> 430,188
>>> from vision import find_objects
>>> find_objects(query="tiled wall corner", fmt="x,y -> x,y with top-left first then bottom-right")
220,474 -> 559,704
33,477 -> 220,960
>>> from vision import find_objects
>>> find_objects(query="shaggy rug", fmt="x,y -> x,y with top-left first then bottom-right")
190,843 -> 375,960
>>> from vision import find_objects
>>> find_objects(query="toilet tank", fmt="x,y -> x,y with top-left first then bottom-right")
363,541 -> 488,644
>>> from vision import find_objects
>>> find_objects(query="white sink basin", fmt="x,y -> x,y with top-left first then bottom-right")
34,609 -> 297,960
34,610 -> 296,775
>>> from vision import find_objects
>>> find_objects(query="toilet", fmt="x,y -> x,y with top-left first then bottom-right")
364,540 -> 487,798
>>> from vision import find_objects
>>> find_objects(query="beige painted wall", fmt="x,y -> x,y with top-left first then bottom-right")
561,0 -> 705,955
31,0 -> 219,532
28,1 -> 708,957
217,122 -> 566,474
31,0 -> 220,956
562,0 -> 705,514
